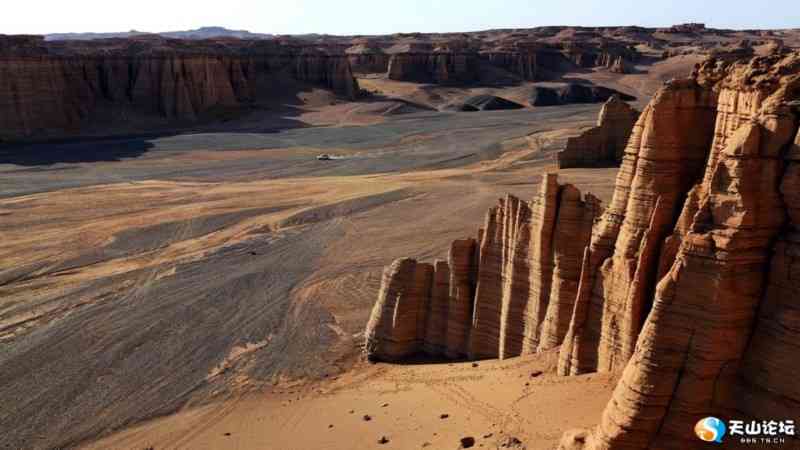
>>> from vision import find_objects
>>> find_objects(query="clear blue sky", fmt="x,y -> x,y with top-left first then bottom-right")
4,0 -> 797,35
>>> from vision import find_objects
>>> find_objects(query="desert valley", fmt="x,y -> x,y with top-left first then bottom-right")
1,17 -> 799,450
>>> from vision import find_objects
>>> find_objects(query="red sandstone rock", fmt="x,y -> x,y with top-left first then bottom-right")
537,187 -> 601,351
364,258 -> 434,361
387,52 -> 480,84
423,260 -> 450,356
470,194 -> 534,359
557,95 -> 640,169
365,175 -> 599,362
0,38 -> 358,140
559,51 -> 800,450
558,76 -> 719,376
365,50 -> 800,450
446,239 -> 479,359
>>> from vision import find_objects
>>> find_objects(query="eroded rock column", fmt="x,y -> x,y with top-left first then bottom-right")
364,258 -> 434,361
446,239 -> 478,359
558,79 -> 719,376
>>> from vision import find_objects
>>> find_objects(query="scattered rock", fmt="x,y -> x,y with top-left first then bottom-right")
557,429 -> 588,450
363,414 -> 372,421
378,436 -> 390,444
440,413 -> 449,419
459,436 -> 476,448
530,371 -> 543,378
499,436 -> 524,448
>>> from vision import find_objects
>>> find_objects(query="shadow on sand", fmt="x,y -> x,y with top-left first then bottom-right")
0,138 -> 156,166
0,81 -> 325,167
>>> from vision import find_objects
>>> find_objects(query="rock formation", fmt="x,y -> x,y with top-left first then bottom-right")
442,95 -> 524,112
557,96 -> 640,168
387,51 -> 480,85
558,51 -> 800,450
384,40 -> 641,86
346,42 -> 390,73
560,41 -> 639,72
364,174 -> 601,361
364,51 -> 800,449
530,84 -> 635,106
0,36 -> 359,140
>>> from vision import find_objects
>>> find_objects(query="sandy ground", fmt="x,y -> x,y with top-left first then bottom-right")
0,116 -> 616,450
0,56 -> 701,449
85,355 -> 617,450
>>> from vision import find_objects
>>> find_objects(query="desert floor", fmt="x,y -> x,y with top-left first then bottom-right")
86,355 -> 617,450
1,68 -> 653,449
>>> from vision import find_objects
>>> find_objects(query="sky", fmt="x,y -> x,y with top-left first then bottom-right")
3,0 -> 797,35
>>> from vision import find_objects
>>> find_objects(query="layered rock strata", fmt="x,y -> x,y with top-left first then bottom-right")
559,51 -> 800,450
365,174 -> 601,361
385,41 -> 640,85
387,52 -> 480,84
346,43 -> 391,73
365,51 -> 800,450
0,36 -> 358,140
557,96 -> 640,168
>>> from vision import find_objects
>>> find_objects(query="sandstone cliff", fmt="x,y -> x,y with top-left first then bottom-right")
364,174 -> 601,361
0,36 -> 359,140
364,51 -> 800,450
346,42 -> 390,73
559,51 -> 800,450
560,41 -> 639,72
387,52 -> 480,84
557,96 -> 639,168
384,40 -> 640,85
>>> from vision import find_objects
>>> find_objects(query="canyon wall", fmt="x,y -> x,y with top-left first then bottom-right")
365,51 -> 800,449
347,52 -> 390,74
0,36 -> 358,140
385,41 -> 640,84
387,52 -> 480,84
560,41 -> 639,73
557,95 -> 639,168
561,51 -> 800,450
